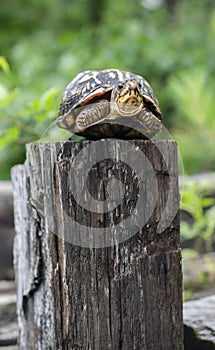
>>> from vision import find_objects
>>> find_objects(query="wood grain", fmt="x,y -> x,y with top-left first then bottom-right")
12,140 -> 183,350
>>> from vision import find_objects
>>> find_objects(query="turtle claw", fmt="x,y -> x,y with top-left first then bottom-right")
57,111 -> 75,131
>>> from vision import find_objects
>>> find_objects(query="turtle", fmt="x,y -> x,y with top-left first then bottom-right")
57,69 -> 162,140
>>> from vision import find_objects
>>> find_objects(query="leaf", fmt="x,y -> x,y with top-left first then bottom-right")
200,197 -> 215,208
0,56 -> 10,74
0,84 -> 9,99
40,87 -> 61,111
0,89 -> 17,107
0,127 -> 20,147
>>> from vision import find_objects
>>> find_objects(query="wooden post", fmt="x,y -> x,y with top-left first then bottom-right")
11,140 -> 183,350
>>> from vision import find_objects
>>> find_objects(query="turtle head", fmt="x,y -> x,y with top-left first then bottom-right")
111,79 -> 143,116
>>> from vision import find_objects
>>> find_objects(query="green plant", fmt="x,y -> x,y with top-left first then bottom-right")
180,181 -> 215,253
169,68 -> 215,173
0,57 -> 61,178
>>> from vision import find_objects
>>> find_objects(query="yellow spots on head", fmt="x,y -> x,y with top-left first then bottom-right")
117,89 -> 141,105
114,80 -> 142,105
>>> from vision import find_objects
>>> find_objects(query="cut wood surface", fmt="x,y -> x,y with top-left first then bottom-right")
12,139 -> 183,350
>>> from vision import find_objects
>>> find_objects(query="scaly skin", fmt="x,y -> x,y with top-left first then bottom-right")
75,99 -> 109,132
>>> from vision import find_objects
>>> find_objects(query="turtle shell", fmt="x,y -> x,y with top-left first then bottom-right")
58,69 -> 162,139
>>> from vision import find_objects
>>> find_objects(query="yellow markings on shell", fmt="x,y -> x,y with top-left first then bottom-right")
115,70 -> 124,82
93,74 -> 102,85
90,82 -> 96,89
125,71 -> 132,79
75,72 -> 90,84
85,82 -> 91,91
86,82 -> 90,90
144,80 -> 150,88
75,71 -> 94,84
108,71 -> 117,79
81,86 -> 87,95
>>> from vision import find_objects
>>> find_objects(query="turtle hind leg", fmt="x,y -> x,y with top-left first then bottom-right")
75,99 -> 109,132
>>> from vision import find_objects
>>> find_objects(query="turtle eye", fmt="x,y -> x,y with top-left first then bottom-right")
117,82 -> 124,90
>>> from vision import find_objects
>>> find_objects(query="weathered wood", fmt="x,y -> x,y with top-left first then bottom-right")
11,139 -> 183,350
184,295 -> 215,348
0,181 -> 15,280
0,281 -> 17,347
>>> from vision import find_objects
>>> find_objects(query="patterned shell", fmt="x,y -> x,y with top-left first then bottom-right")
58,69 -> 161,119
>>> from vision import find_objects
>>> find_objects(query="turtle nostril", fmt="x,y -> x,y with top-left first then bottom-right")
117,82 -> 124,90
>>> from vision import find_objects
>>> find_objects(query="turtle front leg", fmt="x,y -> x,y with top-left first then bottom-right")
136,107 -> 162,138
123,107 -> 162,139
75,99 -> 109,132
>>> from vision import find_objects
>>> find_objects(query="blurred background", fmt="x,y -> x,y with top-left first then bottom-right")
1,0 -> 215,178
0,0 -> 215,346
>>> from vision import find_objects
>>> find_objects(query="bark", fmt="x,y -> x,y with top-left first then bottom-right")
12,139 -> 183,350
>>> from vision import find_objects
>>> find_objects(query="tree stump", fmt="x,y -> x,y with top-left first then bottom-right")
11,139 -> 183,350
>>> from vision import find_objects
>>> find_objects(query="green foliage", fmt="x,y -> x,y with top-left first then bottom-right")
181,180 -> 215,296
0,0 -> 215,178
0,57 -> 61,178
169,68 -> 215,173
181,181 -> 215,253
0,56 -> 10,74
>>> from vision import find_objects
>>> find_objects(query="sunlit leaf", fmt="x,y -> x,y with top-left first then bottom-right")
0,127 -> 20,147
40,87 -> 61,111
0,56 -> 10,74
0,84 -> 8,99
